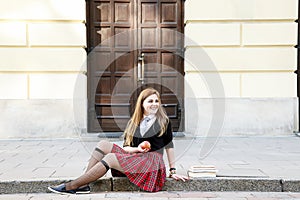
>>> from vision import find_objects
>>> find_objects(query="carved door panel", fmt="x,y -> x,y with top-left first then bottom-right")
87,0 -> 184,132
136,0 -> 184,131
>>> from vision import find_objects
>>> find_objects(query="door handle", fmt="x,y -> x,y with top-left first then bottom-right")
137,53 -> 145,84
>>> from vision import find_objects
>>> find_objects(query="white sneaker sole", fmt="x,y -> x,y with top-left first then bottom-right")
76,190 -> 91,194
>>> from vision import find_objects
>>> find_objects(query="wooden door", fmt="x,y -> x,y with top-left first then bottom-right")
87,0 -> 184,132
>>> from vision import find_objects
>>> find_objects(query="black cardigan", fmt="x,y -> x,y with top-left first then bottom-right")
123,119 -> 174,154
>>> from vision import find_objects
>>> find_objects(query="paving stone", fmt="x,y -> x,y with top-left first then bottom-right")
0,194 -> 29,200
111,177 -> 141,191
282,180 -> 300,192
141,191 -> 179,198
90,179 -> 112,192
0,179 -> 112,194
178,191 -> 218,198
163,178 -> 282,192
1,137 -> 300,194
0,180 -> 51,194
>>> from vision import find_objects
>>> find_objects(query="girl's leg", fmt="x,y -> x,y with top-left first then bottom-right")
86,140 -> 114,172
66,153 -> 123,190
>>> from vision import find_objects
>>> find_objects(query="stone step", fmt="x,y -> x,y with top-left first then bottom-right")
0,178 -> 299,194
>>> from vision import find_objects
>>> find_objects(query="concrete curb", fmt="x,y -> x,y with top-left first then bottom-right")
281,180 -> 300,192
1,178 -> 299,194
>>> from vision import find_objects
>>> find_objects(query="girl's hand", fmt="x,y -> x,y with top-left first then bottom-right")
170,173 -> 189,182
137,143 -> 150,153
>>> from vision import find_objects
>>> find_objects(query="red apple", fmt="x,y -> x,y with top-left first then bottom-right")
141,141 -> 151,150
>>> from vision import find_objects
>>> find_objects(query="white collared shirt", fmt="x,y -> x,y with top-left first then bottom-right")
140,114 -> 156,136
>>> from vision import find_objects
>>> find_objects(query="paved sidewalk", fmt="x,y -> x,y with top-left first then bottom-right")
1,191 -> 300,200
0,135 -> 300,193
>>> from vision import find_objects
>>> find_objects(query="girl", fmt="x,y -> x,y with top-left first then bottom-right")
48,87 -> 188,194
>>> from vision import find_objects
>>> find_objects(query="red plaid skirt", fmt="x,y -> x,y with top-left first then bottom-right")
111,144 -> 166,192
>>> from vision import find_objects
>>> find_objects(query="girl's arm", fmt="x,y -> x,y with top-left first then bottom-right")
166,147 -> 176,169
123,144 -> 148,153
123,146 -> 139,153
165,147 -> 189,181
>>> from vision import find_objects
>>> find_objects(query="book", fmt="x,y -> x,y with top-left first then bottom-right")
187,165 -> 217,178
189,165 -> 217,173
187,171 -> 217,178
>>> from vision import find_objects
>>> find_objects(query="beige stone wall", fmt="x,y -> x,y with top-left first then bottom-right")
184,0 -> 298,135
0,0 -> 298,137
0,0 -> 87,138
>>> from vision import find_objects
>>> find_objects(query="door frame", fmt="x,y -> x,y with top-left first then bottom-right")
86,0 -> 185,133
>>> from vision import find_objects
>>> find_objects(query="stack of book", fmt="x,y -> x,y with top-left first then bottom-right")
187,165 -> 217,178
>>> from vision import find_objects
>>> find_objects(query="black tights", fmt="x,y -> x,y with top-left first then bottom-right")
66,140 -> 123,190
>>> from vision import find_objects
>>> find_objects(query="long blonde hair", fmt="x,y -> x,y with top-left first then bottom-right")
123,88 -> 169,146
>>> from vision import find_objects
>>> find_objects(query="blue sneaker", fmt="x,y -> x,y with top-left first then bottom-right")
48,184 -> 76,195
76,185 -> 91,194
